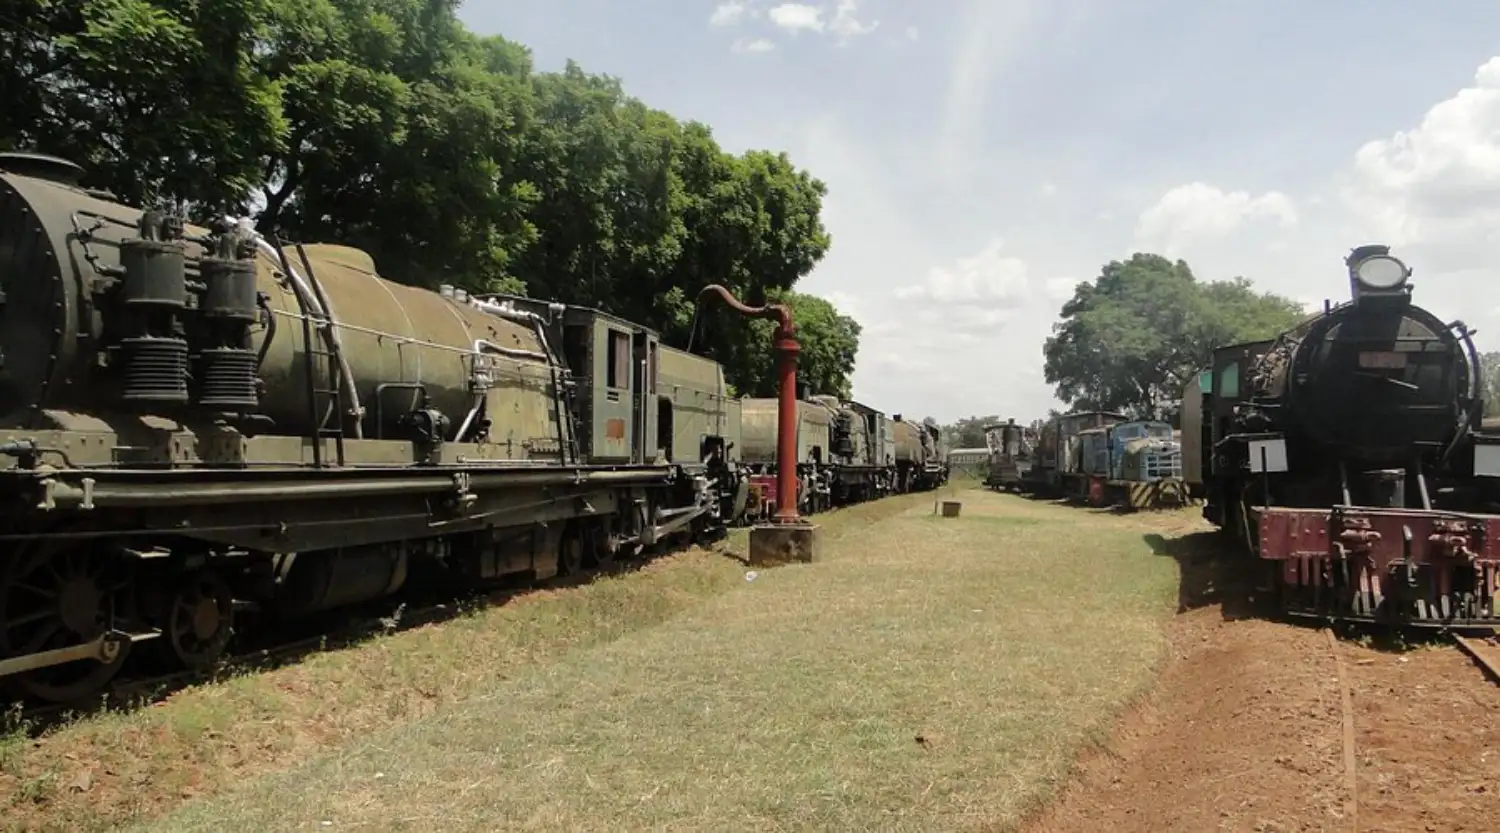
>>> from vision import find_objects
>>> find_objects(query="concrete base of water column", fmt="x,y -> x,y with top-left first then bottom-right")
748,522 -> 821,567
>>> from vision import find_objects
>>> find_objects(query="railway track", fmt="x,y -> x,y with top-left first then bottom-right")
1324,628 -> 1359,833
1452,631 -> 1500,685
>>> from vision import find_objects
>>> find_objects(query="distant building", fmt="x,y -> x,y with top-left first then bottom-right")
947,446 -> 990,478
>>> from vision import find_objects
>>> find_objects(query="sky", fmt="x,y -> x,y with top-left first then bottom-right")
458,0 -> 1500,424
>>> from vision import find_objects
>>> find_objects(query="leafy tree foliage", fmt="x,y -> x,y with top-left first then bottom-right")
1480,351 -> 1500,420
1043,254 -> 1305,417
940,416 -> 1001,449
0,0 -> 846,396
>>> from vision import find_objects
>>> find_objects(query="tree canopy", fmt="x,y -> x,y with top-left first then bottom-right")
0,0 -> 851,397
1043,253 -> 1306,417
1480,351 -> 1500,419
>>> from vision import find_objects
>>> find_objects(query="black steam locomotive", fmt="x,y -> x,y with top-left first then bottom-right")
1182,244 -> 1500,626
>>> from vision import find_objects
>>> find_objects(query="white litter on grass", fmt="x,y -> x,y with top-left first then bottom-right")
745,571 -> 759,582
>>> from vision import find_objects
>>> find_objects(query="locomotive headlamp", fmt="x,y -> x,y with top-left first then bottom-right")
1353,254 -> 1409,290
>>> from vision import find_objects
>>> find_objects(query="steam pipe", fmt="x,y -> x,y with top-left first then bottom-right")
692,284 -> 803,524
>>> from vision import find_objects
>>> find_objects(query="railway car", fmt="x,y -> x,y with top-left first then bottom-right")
739,396 -> 833,518
1020,410 -> 1128,495
0,152 -> 749,704
811,395 -> 893,502
891,416 -> 949,492
913,417 -> 950,490
1181,243 -> 1500,626
983,418 -> 1031,492
1072,420 -> 1187,510
892,417 -> 924,492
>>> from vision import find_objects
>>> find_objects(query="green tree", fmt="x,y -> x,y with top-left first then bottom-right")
690,290 -> 860,399
941,416 -> 1002,449
0,0 -> 846,395
1043,253 -> 1304,416
0,0 -> 285,213
1480,351 -> 1500,419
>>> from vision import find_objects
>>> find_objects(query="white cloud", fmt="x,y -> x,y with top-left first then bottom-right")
710,1 -> 748,27
1132,182 -> 1298,257
904,26 -> 919,41
829,0 -> 878,43
768,3 -> 824,32
844,239 -> 1060,422
894,239 -> 1030,306
1045,277 -> 1080,301
820,289 -> 862,320
731,37 -> 775,54
1039,182 -> 1057,197
1346,56 -> 1500,274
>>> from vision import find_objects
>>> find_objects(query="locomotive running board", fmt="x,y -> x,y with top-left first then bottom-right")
0,629 -> 159,680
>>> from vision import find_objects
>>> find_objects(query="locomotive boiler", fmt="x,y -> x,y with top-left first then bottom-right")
0,153 -> 743,703
892,415 -> 948,492
1183,243 -> 1500,625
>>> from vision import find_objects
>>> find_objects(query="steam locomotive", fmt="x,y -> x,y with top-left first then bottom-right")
737,396 -> 948,520
0,152 -> 945,704
1182,244 -> 1500,625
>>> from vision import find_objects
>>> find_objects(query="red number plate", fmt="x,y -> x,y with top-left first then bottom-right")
1358,351 -> 1407,369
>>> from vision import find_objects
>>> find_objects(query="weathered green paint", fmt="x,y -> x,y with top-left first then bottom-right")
657,344 -> 736,465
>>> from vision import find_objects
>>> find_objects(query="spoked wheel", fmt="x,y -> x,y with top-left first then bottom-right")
157,569 -> 234,671
0,541 -> 135,703
609,501 -> 650,561
584,521 -> 617,571
558,532 -> 586,577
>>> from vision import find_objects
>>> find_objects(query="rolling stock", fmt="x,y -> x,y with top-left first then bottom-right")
1181,244 -> 1500,626
983,419 -> 1032,492
0,152 -> 935,705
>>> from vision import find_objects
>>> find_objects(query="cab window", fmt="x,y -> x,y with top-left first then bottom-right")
1217,362 -> 1240,398
606,329 -> 630,389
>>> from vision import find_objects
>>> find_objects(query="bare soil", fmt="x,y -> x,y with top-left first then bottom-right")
1022,531 -> 1500,833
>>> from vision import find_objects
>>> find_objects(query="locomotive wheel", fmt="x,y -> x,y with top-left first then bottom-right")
584,522 -> 617,570
558,532 -> 586,577
0,541 -> 134,703
157,569 -> 234,671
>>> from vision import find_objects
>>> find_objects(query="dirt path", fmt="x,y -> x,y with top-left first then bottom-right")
1023,533 -> 1500,833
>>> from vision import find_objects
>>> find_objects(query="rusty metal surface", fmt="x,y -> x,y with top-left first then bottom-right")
1254,505 -> 1500,623
692,284 -> 802,524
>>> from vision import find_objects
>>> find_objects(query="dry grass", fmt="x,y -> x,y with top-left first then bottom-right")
146,490 -> 1199,833
0,487 -> 942,833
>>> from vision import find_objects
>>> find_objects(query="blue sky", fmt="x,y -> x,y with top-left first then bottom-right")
460,0 -> 1500,423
